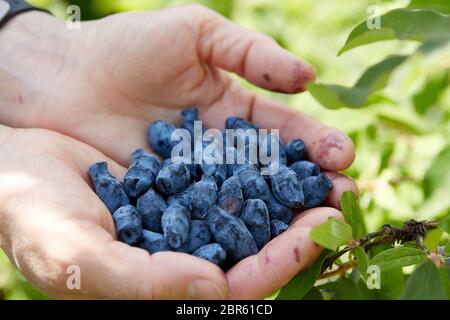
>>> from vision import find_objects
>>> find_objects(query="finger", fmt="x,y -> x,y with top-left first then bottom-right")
226,207 -> 342,299
58,227 -> 228,300
201,85 -> 356,171
193,5 -> 315,93
323,172 -> 359,209
15,217 -> 228,300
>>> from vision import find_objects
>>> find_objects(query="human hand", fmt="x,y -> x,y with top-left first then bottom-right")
0,5 -> 359,299
0,126 -> 229,299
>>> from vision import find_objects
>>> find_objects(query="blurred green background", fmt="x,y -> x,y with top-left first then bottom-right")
1,0 -> 449,299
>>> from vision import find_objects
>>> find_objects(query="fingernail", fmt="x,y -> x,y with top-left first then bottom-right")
188,279 -> 225,300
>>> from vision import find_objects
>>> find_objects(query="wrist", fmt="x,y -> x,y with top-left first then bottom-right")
0,11 -> 67,126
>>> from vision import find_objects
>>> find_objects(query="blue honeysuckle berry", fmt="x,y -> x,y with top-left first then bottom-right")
148,120 -> 177,158
266,192 -> 293,225
286,139 -> 307,164
139,230 -> 171,254
218,175 -> 244,216
270,219 -> 289,238
190,175 -> 218,219
161,204 -> 191,249
136,188 -> 167,233
176,220 -> 212,253
271,165 -> 305,208
156,163 -> 191,196
124,149 -> 161,199
301,173 -> 333,209
239,199 -> 271,250
193,243 -> 227,266
237,167 -> 270,202
89,162 -> 130,214
113,205 -> 143,246
206,205 -> 258,263
289,160 -> 320,180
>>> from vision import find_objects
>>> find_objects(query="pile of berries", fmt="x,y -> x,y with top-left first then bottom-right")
89,108 -> 333,269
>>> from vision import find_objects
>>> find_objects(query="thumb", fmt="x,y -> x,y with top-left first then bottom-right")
190,5 -> 316,93
67,228 -> 229,300
56,227 -> 228,300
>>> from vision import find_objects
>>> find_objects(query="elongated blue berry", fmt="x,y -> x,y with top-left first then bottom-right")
266,192 -> 293,225
206,206 -> 258,263
89,162 -> 130,214
286,139 -> 306,163
167,184 -> 193,210
113,205 -> 143,245
176,220 -> 212,253
139,230 -> 171,254
259,133 -> 287,165
190,175 -> 218,219
124,149 -> 160,198
181,107 -> 199,136
136,188 -> 167,233
148,120 -> 177,158
289,160 -> 320,180
218,176 -> 243,215
270,219 -> 289,238
161,204 -> 191,249
225,117 -> 258,131
301,174 -> 333,209
156,163 -> 191,195
271,165 -> 304,208
193,243 -> 226,266
240,199 -> 271,250
237,167 -> 270,202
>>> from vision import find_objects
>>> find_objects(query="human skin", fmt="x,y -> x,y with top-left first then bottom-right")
0,5 -> 358,299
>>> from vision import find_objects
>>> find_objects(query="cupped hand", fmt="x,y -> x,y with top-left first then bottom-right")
0,4 -> 359,299
0,126 -> 228,299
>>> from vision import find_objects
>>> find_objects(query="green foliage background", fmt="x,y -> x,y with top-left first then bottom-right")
1,0 -> 449,299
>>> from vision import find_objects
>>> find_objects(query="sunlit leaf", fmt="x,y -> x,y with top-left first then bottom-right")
307,56 -> 407,109
334,277 -> 363,300
340,191 -> 365,238
339,9 -> 450,55
424,229 -> 443,251
370,247 -> 427,271
352,247 -> 369,280
401,260 -> 447,300
276,250 -> 332,300
377,268 -> 405,300
310,218 -> 353,251
408,0 -> 450,14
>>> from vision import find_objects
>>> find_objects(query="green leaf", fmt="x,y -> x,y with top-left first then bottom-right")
438,266 -> 450,298
401,260 -> 447,300
370,247 -> 427,271
438,214 -> 450,234
413,71 -> 448,114
307,56 -> 407,109
352,247 -> 369,280
424,229 -> 444,251
276,250 -> 332,300
339,9 -> 450,55
340,191 -> 364,238
378,268 -> 405,300
423,144 -> 450,196
310,217 -> 353,251
408,0 -> 450,14
334,277 -> 363,300
302,287 -> 323,300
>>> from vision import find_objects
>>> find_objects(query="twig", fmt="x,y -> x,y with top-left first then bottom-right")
319,261 -> 357,280
320,220 -> 438,275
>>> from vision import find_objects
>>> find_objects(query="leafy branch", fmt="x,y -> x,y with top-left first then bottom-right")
320,219 -> 439,274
